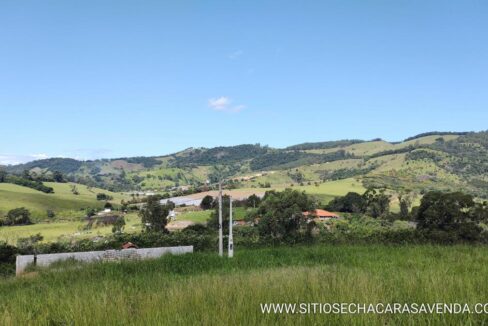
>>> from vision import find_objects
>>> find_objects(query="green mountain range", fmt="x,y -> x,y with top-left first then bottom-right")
2,131 -> 488,198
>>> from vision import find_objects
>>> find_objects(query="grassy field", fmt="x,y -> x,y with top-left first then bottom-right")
177,210 -> 212,223
1,245 -> 487,325
303,135 -> 460,156
0,214 -> 141,245
293,178 -> 366,203
0,182 -> 130,220
0,208 -> 248,245
177,208 -> 247,223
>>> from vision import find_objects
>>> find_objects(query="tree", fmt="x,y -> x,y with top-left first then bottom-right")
97,193 -> 113,201
16,233 -> 43,251
326,192 -> 365,213
22,169 -> 32,180
256,189 -> 315,240
166,200 -> 176,210
245,194 -> 262,208
363,188 -> 390,218
415,191 -> 488,242
3,208 -> 32,226
398,192 -> 414,220
139,196 -> 170,232
112,216 -> 126,233
70,185 -> 79,195
200,195 -> 214,210
52,171 -> 65,183
416,191 -> 482,236
85,208 -> 96,218
208,195 -> 231,232
0,169 -> 6,183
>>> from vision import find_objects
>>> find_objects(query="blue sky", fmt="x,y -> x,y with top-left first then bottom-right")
1,1 -> 487,164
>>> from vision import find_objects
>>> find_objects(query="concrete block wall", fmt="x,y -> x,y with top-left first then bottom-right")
16,246 -> 193,276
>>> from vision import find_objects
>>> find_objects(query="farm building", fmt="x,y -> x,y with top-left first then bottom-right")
303,209 -> 339,221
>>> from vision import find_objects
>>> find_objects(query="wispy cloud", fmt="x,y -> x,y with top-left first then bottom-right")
0,149 -> 112,166
0,154 -> 49,165
228,50 -> 243,60
208,96 -> 245,113
65,148 -> 112,161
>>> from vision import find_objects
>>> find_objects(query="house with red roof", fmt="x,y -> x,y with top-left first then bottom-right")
303,209 -> 339,221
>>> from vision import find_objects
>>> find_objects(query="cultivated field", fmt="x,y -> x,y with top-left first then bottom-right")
1,245 -> 487,325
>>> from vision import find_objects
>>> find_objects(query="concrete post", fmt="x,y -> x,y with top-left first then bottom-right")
218,180 -> 223,257
228,195 -> 234,258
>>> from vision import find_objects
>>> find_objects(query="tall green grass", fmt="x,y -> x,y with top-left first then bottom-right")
1,245 -> 488,325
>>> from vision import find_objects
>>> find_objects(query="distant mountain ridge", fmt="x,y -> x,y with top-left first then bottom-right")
2,131 -> 487,198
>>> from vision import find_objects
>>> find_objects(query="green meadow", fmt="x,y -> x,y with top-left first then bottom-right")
0,182 -> 130,220
0,214 -> 142,245
293,178 -> 366,203
1,245 -> 488,325
177,207 -> 246,223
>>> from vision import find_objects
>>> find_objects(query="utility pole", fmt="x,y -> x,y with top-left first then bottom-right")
218,179 -> 223,257
228,195 -> 234,258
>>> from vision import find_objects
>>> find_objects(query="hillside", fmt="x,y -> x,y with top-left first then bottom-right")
0,182 -> 130,220
2,131 -> 487,198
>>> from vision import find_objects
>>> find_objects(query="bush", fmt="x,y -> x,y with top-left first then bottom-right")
97,193 -> 114,201
183,224 -> 210,234
200,195 -> 214,210
0,242 -> 18,277
4,175 -> 54,193
1,208 -> 32,226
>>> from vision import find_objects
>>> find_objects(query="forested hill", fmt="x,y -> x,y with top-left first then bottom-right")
1,131 -> 487,197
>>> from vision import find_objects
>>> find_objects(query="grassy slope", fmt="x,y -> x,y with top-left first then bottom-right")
0,214 -> 141,244
302,135 -> 459,156
176,208 -> 247,224
177,210 -> 212,223
1,245 -> 487,325
0,182 -> 129,220
289,178 -> 366,203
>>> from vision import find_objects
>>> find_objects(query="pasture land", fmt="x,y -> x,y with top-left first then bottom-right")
0,182 -> 130,220
0,245 -> 486,325
0,214 -> 141,245
292,178 -> 366,203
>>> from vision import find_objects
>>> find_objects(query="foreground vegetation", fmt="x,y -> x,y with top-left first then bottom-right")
1,245 -> 488,325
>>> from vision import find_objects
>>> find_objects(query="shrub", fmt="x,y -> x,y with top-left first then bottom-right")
2,208 -> 32,226
97,193 -> 114,201
0,241 -> 18,277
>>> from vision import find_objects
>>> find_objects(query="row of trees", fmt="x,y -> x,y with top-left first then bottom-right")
416,191 -> 488,241
205,189 -> 315,241
326,189 -> 391,218
328,189 -> 488,242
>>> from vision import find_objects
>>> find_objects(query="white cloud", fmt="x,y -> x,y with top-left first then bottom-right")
208,97 -> 231,111
0,149 -> 112,166
32,153 -> 49,160
229,50 -> 243,59
0,154 -> 49,165
208,96 -> 245,113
